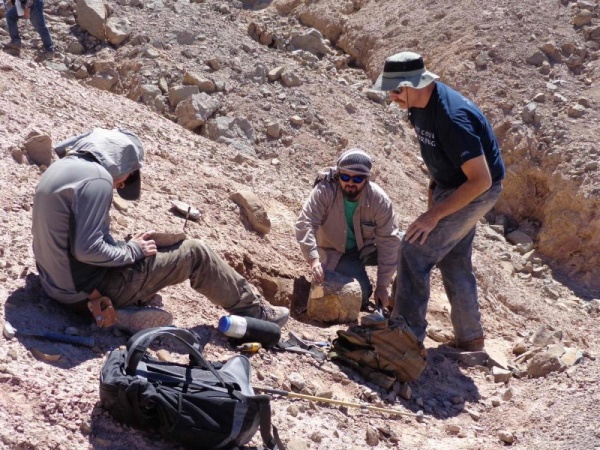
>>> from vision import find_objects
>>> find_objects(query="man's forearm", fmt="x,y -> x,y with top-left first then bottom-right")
428,155 -> 492,221
427,180 -> 436,209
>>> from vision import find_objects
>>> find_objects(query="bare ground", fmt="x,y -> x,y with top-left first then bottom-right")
0,0 -> 599,449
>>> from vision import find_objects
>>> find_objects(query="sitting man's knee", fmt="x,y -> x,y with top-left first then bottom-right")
182,238 -> 210,256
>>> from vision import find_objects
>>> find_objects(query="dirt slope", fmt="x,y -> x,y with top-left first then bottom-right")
273,0 -> 600,294
0,0 -> 599,449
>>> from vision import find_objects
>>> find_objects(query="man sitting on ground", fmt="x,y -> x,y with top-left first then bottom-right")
32,127 -> 288,333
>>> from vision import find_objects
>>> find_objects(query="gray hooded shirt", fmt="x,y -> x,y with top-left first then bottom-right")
32,128 -> 145,304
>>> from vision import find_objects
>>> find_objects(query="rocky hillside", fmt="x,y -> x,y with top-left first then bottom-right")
0,0 -> 599,449
269,0 -> 600,294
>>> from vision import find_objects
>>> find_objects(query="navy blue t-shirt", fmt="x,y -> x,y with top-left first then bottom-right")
409,82 -> 505,189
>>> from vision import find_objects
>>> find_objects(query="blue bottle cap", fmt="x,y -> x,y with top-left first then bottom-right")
218,316 -> 231,334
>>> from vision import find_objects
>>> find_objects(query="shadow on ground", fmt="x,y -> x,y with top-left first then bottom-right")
3,273 -> 131,369
331,345 -> 480,421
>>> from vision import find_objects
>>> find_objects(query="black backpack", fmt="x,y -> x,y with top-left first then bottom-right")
99,327 -> 284,449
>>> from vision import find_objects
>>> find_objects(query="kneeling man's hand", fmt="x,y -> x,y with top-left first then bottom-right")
309,258 -> 324,284
375,286 -> 390,310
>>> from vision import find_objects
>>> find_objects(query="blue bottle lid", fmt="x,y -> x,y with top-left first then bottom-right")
218,316 -> 231,334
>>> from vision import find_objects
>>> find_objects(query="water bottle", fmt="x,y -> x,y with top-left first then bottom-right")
218,315 -> 281,347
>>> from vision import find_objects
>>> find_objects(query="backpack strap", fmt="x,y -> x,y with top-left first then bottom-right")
134,367 -> 232,394
273,332 -> 328,362
235,392 -> 285,450
125,327 -> 228,389
313,167 -> 337,187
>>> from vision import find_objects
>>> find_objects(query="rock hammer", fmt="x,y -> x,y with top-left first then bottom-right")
3,321 -> 95,348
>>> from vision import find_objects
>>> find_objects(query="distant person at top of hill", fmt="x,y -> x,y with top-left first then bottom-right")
31,127 -> 288,334
3,0 -> 55,54
295,148 -> 401,311
372,51 -> 505,352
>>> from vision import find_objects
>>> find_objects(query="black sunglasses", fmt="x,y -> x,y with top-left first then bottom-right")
339,173 -> 367,183
390,86 -> 405,95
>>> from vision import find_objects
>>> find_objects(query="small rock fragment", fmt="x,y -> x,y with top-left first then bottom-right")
171,200 -> 201,220
498,430 -> 515,444
365,427 -> 379,446
492,366 -> 512,383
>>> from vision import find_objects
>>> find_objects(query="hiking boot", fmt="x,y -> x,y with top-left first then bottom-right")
3,40 -> 22,51
360,301 -> 372,312
453,336 -> 485,352
115,307 -> 173,335
259,303 -> 289,327
40,47 -> 55,57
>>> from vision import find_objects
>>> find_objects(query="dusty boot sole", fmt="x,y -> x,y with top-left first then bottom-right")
115,307 -> 173,335
453,337 -> 485,352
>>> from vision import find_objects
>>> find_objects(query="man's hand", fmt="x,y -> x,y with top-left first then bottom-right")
405,209 -> 441,245
309,258 -> 324,284
374,285 -> 390,310
24,7 -> 30,19
131,230 -> 157,257
409,156 -> 492,245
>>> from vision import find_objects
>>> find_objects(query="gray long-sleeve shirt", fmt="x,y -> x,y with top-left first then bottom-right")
32,128 -> 145,304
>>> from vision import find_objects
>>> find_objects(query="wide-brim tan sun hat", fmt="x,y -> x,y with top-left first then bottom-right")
372,51 -> 439,91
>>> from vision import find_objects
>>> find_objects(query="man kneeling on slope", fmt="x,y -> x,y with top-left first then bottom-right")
32,127 -> 289,333
296,149 -> 401,311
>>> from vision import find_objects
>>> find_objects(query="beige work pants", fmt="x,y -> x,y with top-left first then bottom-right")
94,239 -> 261,317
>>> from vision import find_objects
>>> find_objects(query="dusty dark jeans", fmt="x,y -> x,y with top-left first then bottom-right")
335,248 -> 373,306
94,239 -> 261,317
6,0 -> 54,51
392,182 -> 502,343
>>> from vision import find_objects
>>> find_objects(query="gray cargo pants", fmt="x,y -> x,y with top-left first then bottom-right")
392,182 -> 502,343
94,239 -> 262,317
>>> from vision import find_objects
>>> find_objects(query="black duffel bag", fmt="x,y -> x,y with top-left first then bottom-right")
99,327 -> 284,449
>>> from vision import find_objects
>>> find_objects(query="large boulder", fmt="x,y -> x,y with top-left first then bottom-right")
106,16 -> 131,45
527,351 -> 564,378
75,0 -> 107,41
88,73 -> 118,91
289,28 -> 332,57
203,117 -> 256,143
230,190 -> 271,235
175,93 -> 220,130
183,72 -> 217,93
24,132 -> 53,167
168,85 -> 200,108
307,272 -> 362,323
280,70 -> 302,87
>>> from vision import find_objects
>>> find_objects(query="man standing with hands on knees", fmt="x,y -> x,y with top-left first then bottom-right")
373,52 -> 505,351
296,149 -> 400,311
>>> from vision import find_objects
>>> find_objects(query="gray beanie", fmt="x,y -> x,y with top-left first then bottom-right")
336,148 -> 372,175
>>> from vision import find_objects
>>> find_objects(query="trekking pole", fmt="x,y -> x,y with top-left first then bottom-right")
255,387 -> 425,421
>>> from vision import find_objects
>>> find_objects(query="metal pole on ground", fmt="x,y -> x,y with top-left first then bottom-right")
255,386 -> 425,421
